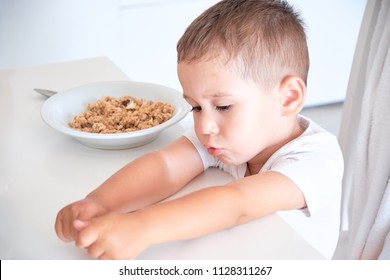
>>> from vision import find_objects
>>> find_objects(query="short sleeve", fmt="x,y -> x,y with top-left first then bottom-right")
183,128 -> 246,178
183,128 -> 217,170
264,129 -> 344,216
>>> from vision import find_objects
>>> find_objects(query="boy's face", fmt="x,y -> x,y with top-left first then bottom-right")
178,57 -> 286,166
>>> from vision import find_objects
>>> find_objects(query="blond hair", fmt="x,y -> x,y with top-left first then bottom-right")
177,0 -> 309,90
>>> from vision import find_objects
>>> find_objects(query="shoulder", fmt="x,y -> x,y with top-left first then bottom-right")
297,114 -> 341,148
263,115 -> 344,215
266,115 -> 343,167
264,114 -> 344,178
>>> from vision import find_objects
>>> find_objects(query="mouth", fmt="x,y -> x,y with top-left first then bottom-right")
207,147 -> 223,156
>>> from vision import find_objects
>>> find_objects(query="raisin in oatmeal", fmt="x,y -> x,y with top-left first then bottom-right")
69,96 -> 174,133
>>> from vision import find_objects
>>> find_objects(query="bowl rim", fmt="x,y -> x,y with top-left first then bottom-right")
40,80 -> 191,140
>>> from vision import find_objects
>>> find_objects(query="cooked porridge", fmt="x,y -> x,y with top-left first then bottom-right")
69,96 -> 175,133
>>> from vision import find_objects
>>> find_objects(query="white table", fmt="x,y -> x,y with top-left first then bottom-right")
0,57 -> 324,259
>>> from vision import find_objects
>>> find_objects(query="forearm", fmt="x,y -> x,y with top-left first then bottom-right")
86,137 -> 204,214
137,171 -> 306,246
138,184 -> 246,245
86,152 -> 175,213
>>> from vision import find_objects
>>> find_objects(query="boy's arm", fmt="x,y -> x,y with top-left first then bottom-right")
55,136 -> 204,242
142,170 -> 306,243
86,136 -> 204,213
76,170 -> 306,259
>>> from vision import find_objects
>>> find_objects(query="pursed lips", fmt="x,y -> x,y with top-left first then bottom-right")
206,146 -> 223,156
203,137 -> 223,156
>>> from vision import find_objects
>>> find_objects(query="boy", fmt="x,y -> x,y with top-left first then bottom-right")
55,0 -> 343,259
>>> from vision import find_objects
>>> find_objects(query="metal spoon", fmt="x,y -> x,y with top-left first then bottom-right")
34,88 -> 57,97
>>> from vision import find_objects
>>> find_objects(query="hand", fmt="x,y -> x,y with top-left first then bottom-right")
74,212 -> 150,260
55,198 -> 108,242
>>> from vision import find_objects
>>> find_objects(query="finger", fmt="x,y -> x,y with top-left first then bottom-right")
54,214 -> 64,239
98,252 -> 111,260
73,219 -> 90,231
56,205 -> 82,242
86,241 -> 106,259
76,224 -> 100,249
76,199 -> 107,221
55,214 -> 73,242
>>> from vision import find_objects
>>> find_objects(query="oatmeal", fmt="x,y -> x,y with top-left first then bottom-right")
69,96 -> 175,133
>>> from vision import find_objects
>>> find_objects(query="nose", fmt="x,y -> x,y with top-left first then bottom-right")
195,112 -> 219,135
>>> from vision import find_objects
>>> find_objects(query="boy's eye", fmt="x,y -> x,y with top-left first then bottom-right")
191,106 -> 201,112
216,105 -> 232,111
191,105 -> 232,112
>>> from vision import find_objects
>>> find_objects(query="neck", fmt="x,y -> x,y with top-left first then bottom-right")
245,118 -> 304,176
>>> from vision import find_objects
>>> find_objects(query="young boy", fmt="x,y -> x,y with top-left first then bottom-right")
55,0 -> 343,260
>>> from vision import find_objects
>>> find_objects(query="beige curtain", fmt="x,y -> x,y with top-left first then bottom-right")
334,0 -> 390,259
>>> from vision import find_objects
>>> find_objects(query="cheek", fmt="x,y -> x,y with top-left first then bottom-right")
229,108 -> 261,132
221,116 -> 257,148
224,109 -> 268,146
192,115 -> 202,134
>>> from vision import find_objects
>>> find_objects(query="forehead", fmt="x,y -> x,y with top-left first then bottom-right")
178,53 -> 242,82
178,58 -> 240,91
178,59 -> 266,103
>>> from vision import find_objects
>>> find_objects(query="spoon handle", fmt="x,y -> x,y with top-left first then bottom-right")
34,88 -> 57,97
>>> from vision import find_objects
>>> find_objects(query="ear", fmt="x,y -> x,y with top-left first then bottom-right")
278,76 -> 306,116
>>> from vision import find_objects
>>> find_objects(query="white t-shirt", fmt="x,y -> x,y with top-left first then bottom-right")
183,115 -> 344,259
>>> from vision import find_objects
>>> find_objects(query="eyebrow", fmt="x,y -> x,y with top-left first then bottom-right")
183,92 -> 233,100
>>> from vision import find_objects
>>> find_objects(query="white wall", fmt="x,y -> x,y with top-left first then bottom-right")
0,0 -> 366,106
0,0 -> 121,68
290,0 -> 367,105
117,0 -> 220,92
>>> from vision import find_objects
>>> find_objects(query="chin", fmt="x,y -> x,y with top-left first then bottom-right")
218,156 -> 244,167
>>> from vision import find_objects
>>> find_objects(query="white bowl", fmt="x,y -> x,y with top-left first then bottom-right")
41,81 -> 191,149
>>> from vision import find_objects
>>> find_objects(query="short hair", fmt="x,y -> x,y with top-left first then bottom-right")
177,0 -> 309,90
